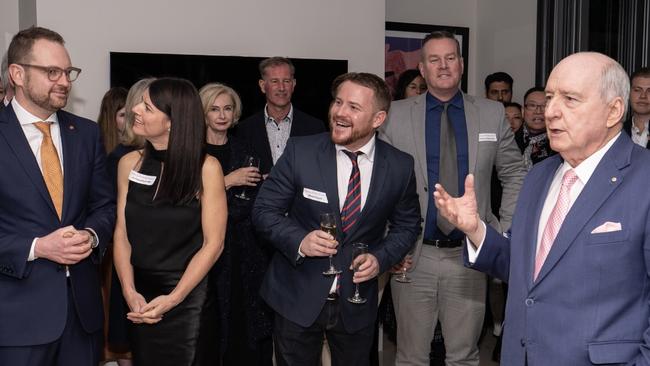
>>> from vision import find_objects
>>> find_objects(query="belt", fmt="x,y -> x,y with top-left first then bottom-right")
422,238 -> 464,248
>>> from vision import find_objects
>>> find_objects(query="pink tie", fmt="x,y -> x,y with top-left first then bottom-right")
534,169 -> 579,280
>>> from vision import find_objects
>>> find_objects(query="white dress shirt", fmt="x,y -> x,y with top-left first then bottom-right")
631,116 -> 649,147
468,133 -> 621,262
12,99 -> 67,263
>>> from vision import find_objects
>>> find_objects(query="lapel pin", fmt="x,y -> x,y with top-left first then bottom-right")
611,177 -> 617,183
68,125 -> 75,130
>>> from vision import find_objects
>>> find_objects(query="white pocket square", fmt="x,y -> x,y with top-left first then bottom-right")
590,221 -> 622,234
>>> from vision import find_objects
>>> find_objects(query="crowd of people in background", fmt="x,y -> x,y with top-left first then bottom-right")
1,25 -> 650,366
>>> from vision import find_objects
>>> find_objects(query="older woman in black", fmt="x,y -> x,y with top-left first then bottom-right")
199,83 -> 272,365
113,78 -> 227,366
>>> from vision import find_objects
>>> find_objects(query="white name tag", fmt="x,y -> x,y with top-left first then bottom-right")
303,187 -> 328,203
479,133 -> 497,142
128,170 -> 157,186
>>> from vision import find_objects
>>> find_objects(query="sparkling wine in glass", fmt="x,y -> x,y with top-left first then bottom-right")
235,155 -> 260,200
348,242 -> 368,304
395,255 -> 413,283
321,213 -> 341,276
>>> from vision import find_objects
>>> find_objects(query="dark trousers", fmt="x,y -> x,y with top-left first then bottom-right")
0,283 -> 101,366
274,298 -> 374,366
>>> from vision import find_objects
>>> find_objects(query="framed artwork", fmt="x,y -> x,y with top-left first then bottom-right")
385,21 -> 469,95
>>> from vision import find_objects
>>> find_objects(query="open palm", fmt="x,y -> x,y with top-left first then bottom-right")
433,174 -> 480,236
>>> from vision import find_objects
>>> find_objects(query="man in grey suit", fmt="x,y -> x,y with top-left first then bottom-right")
379,30 -> 525,366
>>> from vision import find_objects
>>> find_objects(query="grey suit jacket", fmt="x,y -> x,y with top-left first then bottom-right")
379,92 -> 525,264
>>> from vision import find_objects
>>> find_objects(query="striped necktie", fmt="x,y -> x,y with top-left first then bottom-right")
341,150 -> 362,233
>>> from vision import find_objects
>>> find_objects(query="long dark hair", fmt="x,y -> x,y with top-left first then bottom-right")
394,69 -> 422,100
97,87 -> 127,153
147,77 -> 206,204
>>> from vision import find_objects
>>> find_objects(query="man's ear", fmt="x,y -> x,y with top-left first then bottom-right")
258,79 -> 266,94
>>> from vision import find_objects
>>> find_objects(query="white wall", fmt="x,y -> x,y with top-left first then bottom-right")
0,0 -> 20,54
386,0 -> 537,103
33,0 -> 385,119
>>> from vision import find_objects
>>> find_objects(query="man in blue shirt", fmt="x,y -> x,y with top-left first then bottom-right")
380,30 -> 525,366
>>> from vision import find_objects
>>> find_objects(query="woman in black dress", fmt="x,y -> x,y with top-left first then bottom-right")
199,83 -> 273,365
104,78 -> 151,366
113,78 -> 227,366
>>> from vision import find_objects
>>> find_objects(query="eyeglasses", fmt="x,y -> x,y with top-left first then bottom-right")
18,64 -> 82,82
524,103 -> 546,111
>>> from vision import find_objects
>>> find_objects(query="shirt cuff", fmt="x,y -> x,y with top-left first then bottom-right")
466,221 -> 487,264
85,228 -> 99,249
28,238 -> 38,261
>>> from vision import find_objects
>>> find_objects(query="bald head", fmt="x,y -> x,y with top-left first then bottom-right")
544,52 -> 628,167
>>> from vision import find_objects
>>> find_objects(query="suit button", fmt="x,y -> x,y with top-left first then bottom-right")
525,298 -> 534,307
520,338 -> 526,346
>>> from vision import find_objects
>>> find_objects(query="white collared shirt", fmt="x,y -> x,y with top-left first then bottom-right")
335,136 -> 376,212
631,116 -> 649,147
11,98 -> 64,173
468,133 -> 621,261
264,104 -> 294,164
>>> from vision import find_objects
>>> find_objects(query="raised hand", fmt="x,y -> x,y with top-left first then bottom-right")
433,174 -> 484,244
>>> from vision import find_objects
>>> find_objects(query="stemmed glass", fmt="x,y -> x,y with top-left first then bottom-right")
321,213 -> 341,276
348,242 -> 368,304
235,155 -> 260,200
394,255 -> 413,283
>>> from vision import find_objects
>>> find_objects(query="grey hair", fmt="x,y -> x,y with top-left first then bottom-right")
1,52 -> 10,91
600,60 -> 629,117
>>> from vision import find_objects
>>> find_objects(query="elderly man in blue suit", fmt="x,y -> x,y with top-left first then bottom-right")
253,72 -> 420,365
434,51 -> 650,365
0,27 -> 115,365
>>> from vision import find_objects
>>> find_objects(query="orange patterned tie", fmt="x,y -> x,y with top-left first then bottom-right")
33,122 -> 63,219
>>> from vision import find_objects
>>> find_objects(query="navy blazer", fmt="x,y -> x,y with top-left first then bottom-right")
469,133 -> 650,365
252,133 -> 421,333
234,108 -> 326,175
0,104 -> 115,346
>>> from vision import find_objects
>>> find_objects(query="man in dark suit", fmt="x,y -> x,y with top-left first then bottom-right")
235,56 -> 325,175
0,27 -> 115,366
252,72 -> 421,365
623,67 -> 650,149
435,52 -> 650,365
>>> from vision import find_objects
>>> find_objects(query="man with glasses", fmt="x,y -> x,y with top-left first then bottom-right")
0,27 -> 114,366
515,86 -> 556,170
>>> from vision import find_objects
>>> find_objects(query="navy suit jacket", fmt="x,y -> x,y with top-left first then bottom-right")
469,133 -> 650,365
252,133 -> 421,332
234,108 -> 326,175
0,105 -> 115,346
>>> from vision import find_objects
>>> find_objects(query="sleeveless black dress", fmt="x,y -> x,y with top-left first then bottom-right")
125,147 -> 217,366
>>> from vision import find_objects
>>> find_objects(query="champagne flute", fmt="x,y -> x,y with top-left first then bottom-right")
321,213 -> 341,276
394,254 -> 413,283
348,242 -> 368,304
235,155 -> 260,200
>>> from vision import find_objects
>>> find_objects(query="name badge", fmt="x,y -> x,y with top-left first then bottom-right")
303,188 -> 328,203
479,133 -> 497,142
128,170 -> 157,186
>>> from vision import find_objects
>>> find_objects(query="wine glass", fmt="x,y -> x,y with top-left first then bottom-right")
235,155 -> 260,200
321,213 -> 341,276
394,254 -> 413,283
348,242 -> 368,304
